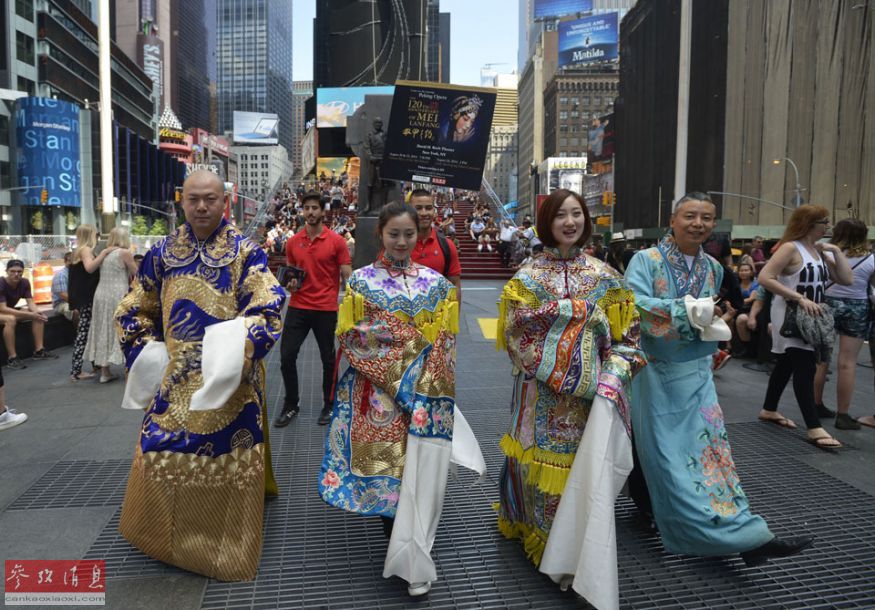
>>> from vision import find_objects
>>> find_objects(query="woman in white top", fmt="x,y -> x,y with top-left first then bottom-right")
814,219 -> 874,429
757,205 -> 853,450
82,228 -> 138,383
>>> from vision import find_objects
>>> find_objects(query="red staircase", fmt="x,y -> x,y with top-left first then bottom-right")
451,198 -> 515,281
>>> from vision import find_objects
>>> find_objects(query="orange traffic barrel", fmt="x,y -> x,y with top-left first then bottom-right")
32,264 -> 54,304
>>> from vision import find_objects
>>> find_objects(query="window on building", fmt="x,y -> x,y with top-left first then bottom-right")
570,111 -> 579,118
0,116 -> 8,145
593,96 -> 602,107
16,32 -> 35,65
559,111 -> 568,120
0,161 -> 10,189
16,76 -> 34,96
571,97 -> 579,106
16,0 -> 33,21
559,138 -> 568,146
582,96 -> 590,106
559,97 -> 568,105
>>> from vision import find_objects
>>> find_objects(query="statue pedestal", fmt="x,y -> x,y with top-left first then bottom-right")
352,217 -> 380,270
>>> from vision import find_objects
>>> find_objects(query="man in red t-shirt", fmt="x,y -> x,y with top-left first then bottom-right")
409,189 -> 462,300
275,192 -> 352,427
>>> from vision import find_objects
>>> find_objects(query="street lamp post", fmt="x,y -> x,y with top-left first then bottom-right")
772,157 -> 803,207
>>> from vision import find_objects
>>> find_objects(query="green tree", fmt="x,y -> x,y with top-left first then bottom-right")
150,218 -> 168,236
130,215 -> 150,236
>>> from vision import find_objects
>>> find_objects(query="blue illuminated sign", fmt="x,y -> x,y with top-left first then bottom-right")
15,97 -> 82,207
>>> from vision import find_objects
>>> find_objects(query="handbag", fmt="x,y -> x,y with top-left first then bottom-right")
779,300 -> 804,339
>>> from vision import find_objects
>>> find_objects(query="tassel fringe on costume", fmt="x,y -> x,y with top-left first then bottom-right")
499,433 -> 574,497
337,287 -> 458,344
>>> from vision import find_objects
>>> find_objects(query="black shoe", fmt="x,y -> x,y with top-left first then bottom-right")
816,403 -> 837,418
5,357 -> 27,370
274,408 -> 298,428
740,536 -> 814,567
317,406 -> 332,426
835,413 -> 861,430
31,348 -> 59,360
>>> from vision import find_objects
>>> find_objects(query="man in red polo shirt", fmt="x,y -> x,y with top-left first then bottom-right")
410,189 -> 462,298
275,191 -> 352,427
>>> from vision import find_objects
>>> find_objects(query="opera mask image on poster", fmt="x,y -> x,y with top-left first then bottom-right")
14,97 -> 82,207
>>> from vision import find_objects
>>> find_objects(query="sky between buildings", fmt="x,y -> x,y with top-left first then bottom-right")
291,0 -> 519,86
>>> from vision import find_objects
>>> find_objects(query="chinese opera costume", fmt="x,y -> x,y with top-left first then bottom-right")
624,235 -> 774,558
115,219 -> 285,581
496,247 -> 645,610
318,256 -> 485,588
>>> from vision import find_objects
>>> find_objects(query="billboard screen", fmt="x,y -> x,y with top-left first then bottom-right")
232,111 -> 280,145
587,112 -> 614,163
558,12 -> 619,67
382,80 -> 496,190
316,86 -> 395,128
14,97 -> 82,207
534,0 -> 592,19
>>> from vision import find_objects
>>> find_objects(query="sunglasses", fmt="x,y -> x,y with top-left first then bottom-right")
813,219 -> 830,225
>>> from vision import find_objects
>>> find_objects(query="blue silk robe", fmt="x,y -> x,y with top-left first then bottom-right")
625,235 -> 773,556
115,219 -> 285,581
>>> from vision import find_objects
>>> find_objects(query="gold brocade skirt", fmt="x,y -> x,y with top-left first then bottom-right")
119,443 -> 266,581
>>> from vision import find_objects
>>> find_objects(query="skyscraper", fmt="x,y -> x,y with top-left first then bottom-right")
217,0 -> 293,152
313,0 -> 440,87
174,1 -> 212,132
112,0 -> 213,132
291,80 -> 313,177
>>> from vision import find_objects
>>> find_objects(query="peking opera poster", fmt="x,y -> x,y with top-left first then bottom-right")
381,81 -> 496,190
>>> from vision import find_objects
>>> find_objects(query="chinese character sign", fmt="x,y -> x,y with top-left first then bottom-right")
381,81 -> 497,191
5,560 -> 105,606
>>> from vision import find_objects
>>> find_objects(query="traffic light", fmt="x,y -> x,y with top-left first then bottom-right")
40,188 -> 48,204
610,192 -> 617,206
602,191 -> 610,206
174,188 -> 182,202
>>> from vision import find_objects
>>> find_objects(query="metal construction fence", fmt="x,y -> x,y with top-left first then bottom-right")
0,235 -> 162,266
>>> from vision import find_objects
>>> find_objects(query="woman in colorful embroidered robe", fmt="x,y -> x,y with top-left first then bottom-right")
625,192 -> 811,566
319,202 -> 484,597
497,190 -> 645,610
115,171 -> 285,582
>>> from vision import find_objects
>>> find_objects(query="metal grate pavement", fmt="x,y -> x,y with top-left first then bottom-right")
9,333 -> 875,608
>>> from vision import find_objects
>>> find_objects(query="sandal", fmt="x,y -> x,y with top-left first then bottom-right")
858,416 -> 875,429
807,435 -> 842,451
758,413 -> 798,429
71,372 -> 97,381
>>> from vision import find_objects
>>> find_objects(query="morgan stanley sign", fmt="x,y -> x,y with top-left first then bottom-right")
15,97 -> 82,207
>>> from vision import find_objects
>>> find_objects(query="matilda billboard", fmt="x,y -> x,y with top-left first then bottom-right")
558,12 -> 619,67
14,97 -> 82,207
381,81 -> 496,190
316,86 -> 395,128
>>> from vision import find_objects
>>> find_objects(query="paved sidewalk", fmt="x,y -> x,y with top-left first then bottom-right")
1,280 -> 874,609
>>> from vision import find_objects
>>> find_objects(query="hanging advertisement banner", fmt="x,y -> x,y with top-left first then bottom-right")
534,0 -> 593,19
316,86 -> 395,128
233,111 -> 280,145
381,80 -> 497,190
14,97 -> 82,207
587,112 -> 615,165
558,12 -> 619,67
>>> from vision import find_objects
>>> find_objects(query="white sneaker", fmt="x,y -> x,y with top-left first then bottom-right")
407,581 -> 431,597
0,407 -> 27,431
